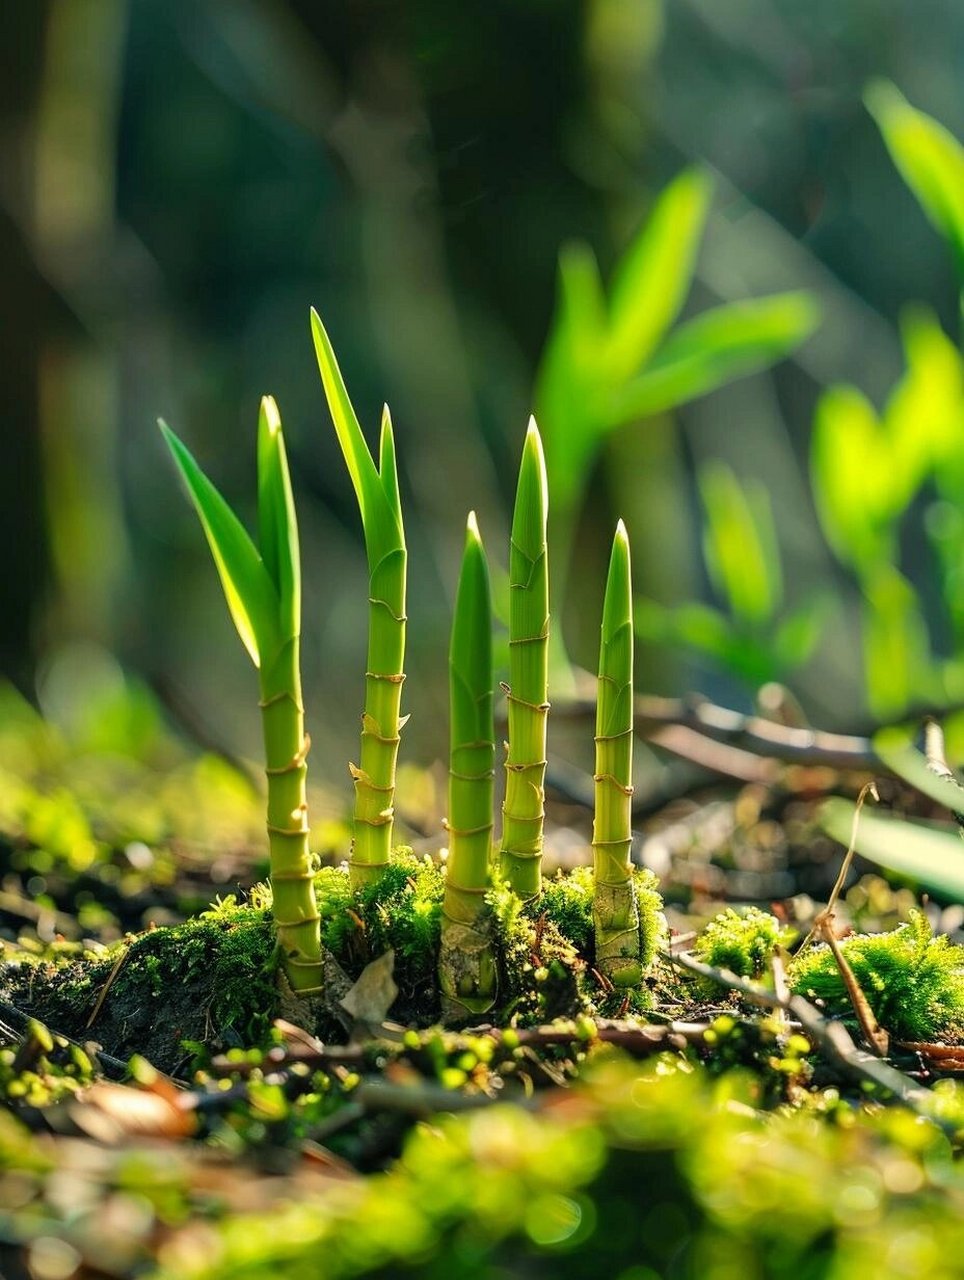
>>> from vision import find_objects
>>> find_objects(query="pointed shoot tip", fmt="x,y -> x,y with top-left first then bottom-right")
466,509 -> 481,541
260,395 -> 282,435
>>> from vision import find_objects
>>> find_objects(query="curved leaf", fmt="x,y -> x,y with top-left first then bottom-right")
867,81 -> 964,281
609,292 -> 819,425
607,168 -> 712,378
160,422 -> 279,667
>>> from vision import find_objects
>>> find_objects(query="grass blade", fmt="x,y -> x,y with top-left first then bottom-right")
607,168 -> 712,378
866,81 -> 964,282
821,797 -> 964,901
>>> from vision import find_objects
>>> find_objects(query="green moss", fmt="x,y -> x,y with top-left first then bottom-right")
315,851 -> 445,1024
694,907 -> 793,984
790,910 -> 964,1042
2,904 -> 277,1073
1,854 -> 666,1066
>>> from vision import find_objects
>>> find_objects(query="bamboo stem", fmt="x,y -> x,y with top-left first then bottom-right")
592,522 -> 641,987
440,513 -> 497,1019
500,420 -> 550,900
259,638 -> 322,992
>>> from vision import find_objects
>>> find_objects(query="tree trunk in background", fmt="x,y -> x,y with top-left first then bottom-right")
0,2 -> 53,685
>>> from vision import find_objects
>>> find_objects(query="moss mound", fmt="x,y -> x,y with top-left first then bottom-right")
790,910 -> 964,1043
1,904 -> 278,1073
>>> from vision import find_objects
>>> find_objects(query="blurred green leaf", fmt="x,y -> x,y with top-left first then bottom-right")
874,729 -> 964,814
537,243 -> 611,512
608,293 -> 819,425
867,80 -> 964,281
698,461 -> 782,627
160,422 -> 280,668
822,796 -> 964,900
861,564 -> 934,719
810,384 -> 895,571
773,597 -> 833,668
887,307 -> 964,492
607,167 -> 712,378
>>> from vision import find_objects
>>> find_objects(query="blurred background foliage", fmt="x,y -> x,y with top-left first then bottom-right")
6,0 -> 964,785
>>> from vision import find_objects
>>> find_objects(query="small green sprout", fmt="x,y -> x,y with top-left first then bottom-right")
499,420 -> 550,901
159,402 -> 321,994
311,311 -> 408,891
439,512 -> 497,1020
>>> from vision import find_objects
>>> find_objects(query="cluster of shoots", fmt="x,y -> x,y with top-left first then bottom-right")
160,315 -> 647,1018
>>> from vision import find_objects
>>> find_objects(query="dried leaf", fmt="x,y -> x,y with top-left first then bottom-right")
340,949 -> 398,1024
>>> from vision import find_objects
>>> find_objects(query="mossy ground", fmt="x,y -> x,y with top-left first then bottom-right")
0,852 -> 667,1071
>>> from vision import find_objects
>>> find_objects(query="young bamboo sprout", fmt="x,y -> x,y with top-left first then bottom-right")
310,311 -> 407,891
593,521 -> 642,987
160,401 -> 322,994
499,419 -> 550,901
439,512 -> 497,1020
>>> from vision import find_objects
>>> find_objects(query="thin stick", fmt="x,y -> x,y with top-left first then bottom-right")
797,780 -> 879,958
85,943 -> 130,1029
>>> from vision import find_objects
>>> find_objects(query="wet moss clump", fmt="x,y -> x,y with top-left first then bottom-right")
790,910 -> 964,1043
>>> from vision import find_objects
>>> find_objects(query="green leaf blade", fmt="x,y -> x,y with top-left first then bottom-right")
607,167 -> 712,378
609,292 -> 819,425
310,309 -> 404,567
256,396 -> 301,642
821,797 -> 964,901
866,80 -> 964,280
159,421 -> 279,667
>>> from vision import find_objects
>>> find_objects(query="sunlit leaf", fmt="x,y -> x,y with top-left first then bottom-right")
822,796 -> 964,900
698,461 -> 781,626
862,564 -> 934,719
160,422 -> 279,667
866,80 -> 964,280
536,242 -> 608,513
609,292 -> 819,425
810,384 -> 893,571
310,310 -> 404,568
874,729 -> 964,815
886,307 -> 964,496
256,396 -> 301,642
607,168 -> 712,378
